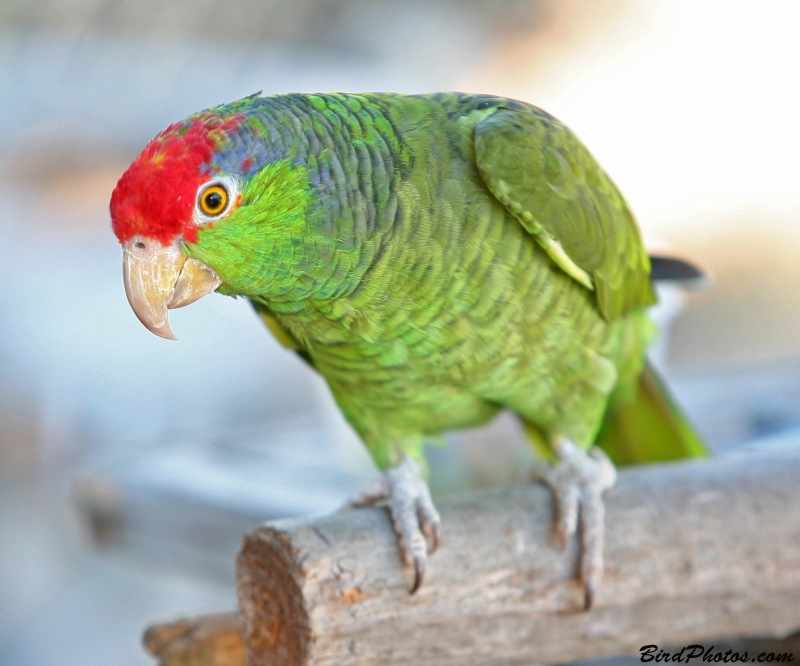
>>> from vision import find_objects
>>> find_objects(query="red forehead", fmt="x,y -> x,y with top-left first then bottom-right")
110,114 -> 243,245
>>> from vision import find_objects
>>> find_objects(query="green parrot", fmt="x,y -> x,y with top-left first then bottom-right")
110,92 -> 706,610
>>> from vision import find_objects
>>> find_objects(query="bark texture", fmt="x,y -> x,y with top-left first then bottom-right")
235,444 -> 800,666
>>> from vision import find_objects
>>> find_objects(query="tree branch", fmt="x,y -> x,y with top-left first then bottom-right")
235,444 -> 800,666
143,612 -> 246,666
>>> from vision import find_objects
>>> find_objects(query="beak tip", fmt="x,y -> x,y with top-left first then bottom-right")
132,309 -> 178,340
150,322 -> 178,341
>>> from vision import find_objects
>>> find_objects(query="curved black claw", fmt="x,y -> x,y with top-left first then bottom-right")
429,523 -> 441,553
411,554 -> 425,594
584,581 -> 595,612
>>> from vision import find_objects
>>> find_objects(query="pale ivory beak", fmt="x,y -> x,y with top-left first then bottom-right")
122,236 -> 222,340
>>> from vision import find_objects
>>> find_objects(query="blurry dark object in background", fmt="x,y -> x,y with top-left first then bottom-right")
72,476 -> 126,548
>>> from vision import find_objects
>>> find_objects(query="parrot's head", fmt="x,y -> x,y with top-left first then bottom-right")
110,103 -> 311,339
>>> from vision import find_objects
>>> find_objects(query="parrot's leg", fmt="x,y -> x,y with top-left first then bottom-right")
348,457 -> 441,593
533,438 -> 617,611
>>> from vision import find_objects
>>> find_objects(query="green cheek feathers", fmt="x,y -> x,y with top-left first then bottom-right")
185,160 -> 313,297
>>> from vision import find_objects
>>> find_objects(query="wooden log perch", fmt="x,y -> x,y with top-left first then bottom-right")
235,444 -> 800,666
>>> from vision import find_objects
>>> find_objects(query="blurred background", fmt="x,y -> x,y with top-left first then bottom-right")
2,0 -> 800,663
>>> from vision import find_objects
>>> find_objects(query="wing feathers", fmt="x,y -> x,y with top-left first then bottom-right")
474,107 -> 656,320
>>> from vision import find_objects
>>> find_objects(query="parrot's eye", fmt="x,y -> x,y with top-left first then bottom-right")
197,182 -> 231,218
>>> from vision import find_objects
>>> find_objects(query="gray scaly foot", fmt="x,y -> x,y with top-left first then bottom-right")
348,457 -> 441,592
533,439 -> 617,610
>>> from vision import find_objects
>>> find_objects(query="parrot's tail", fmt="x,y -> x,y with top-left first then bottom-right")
594,362 -> 708,465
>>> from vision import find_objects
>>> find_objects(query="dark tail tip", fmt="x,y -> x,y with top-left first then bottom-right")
649,255 -> 712,290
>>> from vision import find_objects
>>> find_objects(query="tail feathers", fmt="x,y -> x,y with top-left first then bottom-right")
648,255 -> 712,290
594,362 -> 708,466
648,255 -> 705,282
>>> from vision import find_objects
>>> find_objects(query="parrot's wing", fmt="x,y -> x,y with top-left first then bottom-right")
474,108 -> 656,321
250,300 -> 316,368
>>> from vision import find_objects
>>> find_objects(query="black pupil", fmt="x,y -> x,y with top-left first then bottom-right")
205,191 -> 224,212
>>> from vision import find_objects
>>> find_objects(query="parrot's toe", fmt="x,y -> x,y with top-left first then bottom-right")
428,521 -> 441,553
533,439 -> 617,611
347,456 -> 440,593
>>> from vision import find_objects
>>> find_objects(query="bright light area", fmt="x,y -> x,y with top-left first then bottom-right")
473,0 -> 800,237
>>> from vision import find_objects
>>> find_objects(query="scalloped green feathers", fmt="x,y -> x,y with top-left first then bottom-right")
474,107 -> 657,320
188,159 -> 313,298
180,92 -> 704,469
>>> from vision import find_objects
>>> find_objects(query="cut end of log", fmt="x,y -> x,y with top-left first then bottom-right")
237,526 -> 311,666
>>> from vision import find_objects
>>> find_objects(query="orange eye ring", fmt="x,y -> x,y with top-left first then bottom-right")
198,184 -> 229,217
